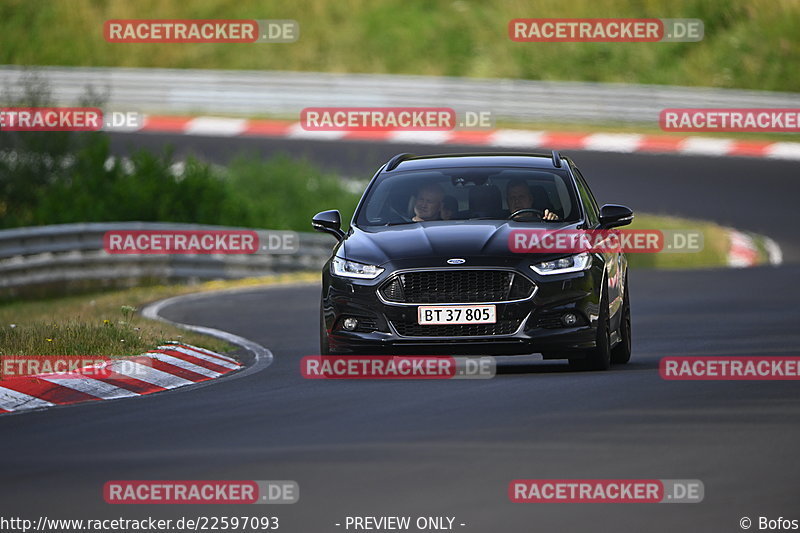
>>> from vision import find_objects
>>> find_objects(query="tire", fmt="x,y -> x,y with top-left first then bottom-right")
319,301 -> 331,355
569,286 -> 611,371
611,275 -> 632,364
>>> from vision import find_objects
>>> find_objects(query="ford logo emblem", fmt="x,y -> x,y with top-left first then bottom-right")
447,258 -> 466,265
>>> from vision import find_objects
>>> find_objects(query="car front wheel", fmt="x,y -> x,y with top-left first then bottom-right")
569,286 -> 611,371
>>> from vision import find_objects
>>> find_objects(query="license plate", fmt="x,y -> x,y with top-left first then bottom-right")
417,305 -> 496,325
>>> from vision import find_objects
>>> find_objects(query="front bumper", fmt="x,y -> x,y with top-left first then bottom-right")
321,258 -> 603,356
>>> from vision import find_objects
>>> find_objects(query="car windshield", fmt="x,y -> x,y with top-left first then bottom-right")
355,166 -> 580,227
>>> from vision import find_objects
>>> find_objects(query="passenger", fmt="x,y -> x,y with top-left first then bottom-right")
441,195 -> 459,220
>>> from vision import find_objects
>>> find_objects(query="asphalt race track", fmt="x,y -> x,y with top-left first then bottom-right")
0,134 -> 798,532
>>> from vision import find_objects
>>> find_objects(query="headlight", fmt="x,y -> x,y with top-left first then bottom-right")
331,257 -> 385,279
530,252 -> 592,275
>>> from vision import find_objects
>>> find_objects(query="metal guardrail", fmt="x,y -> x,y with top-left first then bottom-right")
1,66 -> 798,125
0,223 -> 335,295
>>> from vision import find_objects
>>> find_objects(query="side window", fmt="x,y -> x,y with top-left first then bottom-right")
572,167 -> 600,227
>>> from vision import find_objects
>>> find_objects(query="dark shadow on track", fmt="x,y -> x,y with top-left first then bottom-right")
495,358 -> 655,375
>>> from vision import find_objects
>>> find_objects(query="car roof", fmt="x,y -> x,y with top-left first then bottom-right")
387,153 -> 571,172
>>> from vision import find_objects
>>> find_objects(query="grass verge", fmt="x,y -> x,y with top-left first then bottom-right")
0,272 -> 317,357
626,213 -> 731,269
1,0 -> 797,92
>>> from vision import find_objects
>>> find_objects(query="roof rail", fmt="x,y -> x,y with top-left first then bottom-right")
551,150 -> 562,168
385,153 -> 415,171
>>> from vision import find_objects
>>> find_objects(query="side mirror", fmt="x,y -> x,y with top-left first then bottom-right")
599,204 -> 634,229
312,210 -> 345,241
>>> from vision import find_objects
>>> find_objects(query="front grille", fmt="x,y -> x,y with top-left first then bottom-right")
391,319 -> 522,337
381,277 -> 404,301
380,270 -> 534,304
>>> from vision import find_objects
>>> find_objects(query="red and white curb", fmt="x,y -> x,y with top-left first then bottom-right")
0,343 -> 241,415
119,116 -> 800,160
726,230 -> 783,268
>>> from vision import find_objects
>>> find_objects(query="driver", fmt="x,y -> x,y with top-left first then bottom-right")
412,184 -> 445,222
506,179 -> 560,221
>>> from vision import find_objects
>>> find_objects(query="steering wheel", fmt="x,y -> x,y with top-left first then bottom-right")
387,204 -> 413,224
508,208 -> 545,220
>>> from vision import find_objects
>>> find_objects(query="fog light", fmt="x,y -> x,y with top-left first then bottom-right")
562,313 -> 578,326
342,317 -> 358,331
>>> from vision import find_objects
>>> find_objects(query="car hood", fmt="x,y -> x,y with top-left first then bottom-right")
343,220 -> 582,265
